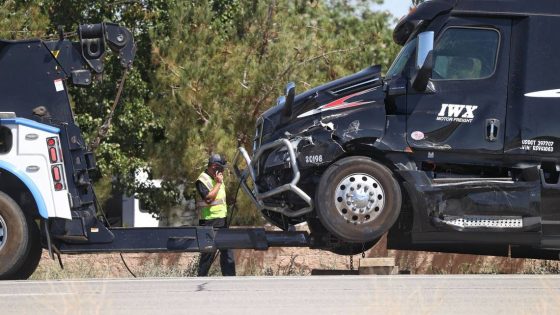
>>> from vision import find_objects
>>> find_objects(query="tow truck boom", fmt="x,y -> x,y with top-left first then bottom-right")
46,22 -> 136,86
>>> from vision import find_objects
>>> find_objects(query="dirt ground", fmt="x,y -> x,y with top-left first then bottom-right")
31,234 -> 560,279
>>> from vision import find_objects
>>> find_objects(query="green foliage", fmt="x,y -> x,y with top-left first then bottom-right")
0,0 -> 49,39
40,0 -> 168,203
149,0 -> 400,223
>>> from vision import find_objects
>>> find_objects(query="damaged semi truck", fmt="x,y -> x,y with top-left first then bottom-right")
235,0 -> 560,258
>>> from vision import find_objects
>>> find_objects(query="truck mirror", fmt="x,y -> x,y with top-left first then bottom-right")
412,31 -> 434,92
411,51 -> 434,92
277,95 -> 286,107
416,31 -> 434,69
283,82 -> 296,117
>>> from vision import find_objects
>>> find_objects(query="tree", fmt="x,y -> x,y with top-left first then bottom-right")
0,1 -> 49,39
40,1 -> 170,204
149,0 -> 400,224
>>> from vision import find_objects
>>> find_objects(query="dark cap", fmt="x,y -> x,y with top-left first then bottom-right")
208,153 -> 227,167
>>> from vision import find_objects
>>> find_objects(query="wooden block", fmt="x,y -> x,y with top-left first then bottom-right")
359,266 -> 399,275
359,257 -> 395,268
358,257 -> 398,275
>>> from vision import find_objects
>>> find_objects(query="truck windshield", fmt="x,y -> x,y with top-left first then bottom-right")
386,38 -> 417,79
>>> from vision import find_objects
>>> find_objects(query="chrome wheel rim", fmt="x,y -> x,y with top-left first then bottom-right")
0,214 -> 6,251
334,173 -> 385,224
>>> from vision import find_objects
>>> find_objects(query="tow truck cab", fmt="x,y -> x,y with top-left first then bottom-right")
236,0 -> 560,258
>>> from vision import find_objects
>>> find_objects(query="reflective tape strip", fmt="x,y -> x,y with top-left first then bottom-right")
198,173 -> 214,190
197,199 -> 225,207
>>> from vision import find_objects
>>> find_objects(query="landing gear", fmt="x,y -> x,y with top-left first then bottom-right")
315,156 -> 402,243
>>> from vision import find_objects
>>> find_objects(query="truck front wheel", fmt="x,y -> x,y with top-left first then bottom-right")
0,191 -> 42,280
315,156 -> 402,243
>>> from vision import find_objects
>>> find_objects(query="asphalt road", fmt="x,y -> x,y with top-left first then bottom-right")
1,275 -> 560,314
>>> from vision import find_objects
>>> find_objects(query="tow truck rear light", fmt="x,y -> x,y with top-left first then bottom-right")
49,147 -> 58,163
54,182 -> 63,191
52,166 -> 61,182
47,137 -> 66,191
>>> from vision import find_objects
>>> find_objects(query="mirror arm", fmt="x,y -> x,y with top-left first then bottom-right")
283,82 -> 296,117
411,51 -> 434,92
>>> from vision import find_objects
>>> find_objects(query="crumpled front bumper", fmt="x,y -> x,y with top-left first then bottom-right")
233,138 -> 313,217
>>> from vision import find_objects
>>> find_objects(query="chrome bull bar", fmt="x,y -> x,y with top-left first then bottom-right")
233,138 -> 313,217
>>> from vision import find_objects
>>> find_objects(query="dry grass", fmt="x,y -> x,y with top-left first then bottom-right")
28,245 -> 560,280
30,250 -> 315,280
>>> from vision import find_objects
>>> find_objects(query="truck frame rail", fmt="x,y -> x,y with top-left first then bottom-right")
57,227 -> 310,254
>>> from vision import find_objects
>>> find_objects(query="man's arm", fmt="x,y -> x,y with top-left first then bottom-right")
204,172 -> 223,203
196,181 -> 210,200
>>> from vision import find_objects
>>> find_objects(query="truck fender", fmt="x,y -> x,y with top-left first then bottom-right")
0,161 -> 48,218
295,105 -> 386,169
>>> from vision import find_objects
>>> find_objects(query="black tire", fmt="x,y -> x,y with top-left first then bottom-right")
0,191 -> 42,280
10,218 -> 42,280
315,156 -> 402,243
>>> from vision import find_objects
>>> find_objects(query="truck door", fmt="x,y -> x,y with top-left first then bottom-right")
406,17 -> 511,155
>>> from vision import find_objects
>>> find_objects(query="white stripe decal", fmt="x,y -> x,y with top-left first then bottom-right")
525,89 -> 560,98
297,88 -> 376,118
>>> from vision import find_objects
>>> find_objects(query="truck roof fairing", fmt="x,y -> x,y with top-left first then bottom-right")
393,0 -> 453,46
394,0 -> 560,46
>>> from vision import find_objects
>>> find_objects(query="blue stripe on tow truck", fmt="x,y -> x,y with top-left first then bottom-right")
0,117 -> 60,134
0,160 -> 49,218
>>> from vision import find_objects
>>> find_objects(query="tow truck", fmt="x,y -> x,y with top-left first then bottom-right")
0,23 -> 309,280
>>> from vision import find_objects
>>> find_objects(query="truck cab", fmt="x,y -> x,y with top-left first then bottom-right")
236,0 -> 560,258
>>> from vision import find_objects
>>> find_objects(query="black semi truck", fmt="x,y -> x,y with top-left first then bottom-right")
235,0 -> 560,258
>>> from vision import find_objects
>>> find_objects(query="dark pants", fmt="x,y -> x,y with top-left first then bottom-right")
198,217 -> 236,276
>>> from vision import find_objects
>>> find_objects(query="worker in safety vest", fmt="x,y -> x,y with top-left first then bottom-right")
195,153 -> 236,276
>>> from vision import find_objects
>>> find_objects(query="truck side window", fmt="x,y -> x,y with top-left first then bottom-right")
386,38 -> 417,79
432,27 -> 499,80
0,126 -> 12,154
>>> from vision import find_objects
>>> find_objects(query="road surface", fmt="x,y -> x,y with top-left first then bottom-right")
1,275 -> 560,314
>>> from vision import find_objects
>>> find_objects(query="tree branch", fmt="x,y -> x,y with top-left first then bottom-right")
251,47 -> 359,118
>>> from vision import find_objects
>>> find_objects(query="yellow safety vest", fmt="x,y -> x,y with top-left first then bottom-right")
197,172 -> 227,219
